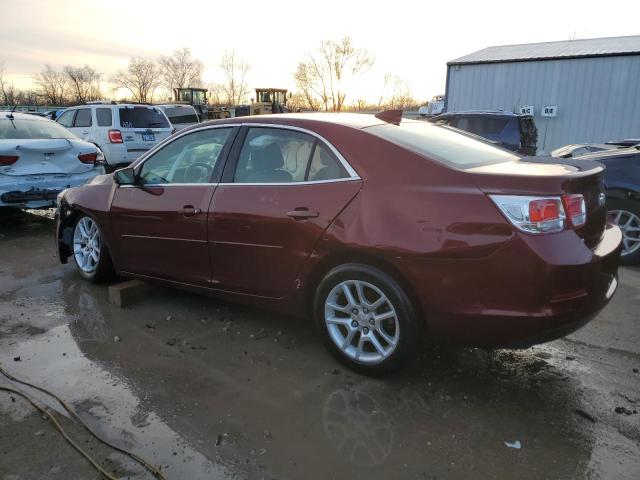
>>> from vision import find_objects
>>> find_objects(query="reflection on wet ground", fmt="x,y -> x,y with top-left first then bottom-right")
1,209 -> 639,479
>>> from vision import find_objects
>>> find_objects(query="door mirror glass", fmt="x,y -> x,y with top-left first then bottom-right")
114,167 -> 136,185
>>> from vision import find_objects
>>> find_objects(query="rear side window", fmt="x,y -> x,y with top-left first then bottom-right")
119,107 -> 169,129
367,121 -> 519,168
234,128 -> 316,183
57,110 -> 75,128
73,109 -> 92,128
307,143 -> 348,181
96,108 -> 112,127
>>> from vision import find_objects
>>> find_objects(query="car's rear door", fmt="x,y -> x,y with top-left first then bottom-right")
208,125 -> 362,298
110,126 -> 237,285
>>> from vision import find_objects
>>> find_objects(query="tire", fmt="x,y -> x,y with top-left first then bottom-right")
72,215 -> 115,283
607,199 -> 640,265
314,263 -> 422,375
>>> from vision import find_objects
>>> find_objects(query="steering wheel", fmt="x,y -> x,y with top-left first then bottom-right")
184,162 -> 213,183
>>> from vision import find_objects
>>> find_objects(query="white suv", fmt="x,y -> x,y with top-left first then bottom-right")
56,103 -> 173,172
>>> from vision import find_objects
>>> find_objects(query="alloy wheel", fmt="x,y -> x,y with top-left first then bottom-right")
73,217 -> 101,273
608,209 -> 640,256
324,280 -> 400,365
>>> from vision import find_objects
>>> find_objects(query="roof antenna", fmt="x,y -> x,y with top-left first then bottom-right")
375,109 -> 403,125
6,104 -> 17,119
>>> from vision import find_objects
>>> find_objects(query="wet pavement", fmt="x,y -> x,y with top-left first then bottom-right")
1,209 -> 639,480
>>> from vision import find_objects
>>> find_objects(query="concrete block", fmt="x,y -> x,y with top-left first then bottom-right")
108,279 -> 151,307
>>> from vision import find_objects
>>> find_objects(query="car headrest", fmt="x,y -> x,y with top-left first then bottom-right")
251,144 -> 284,171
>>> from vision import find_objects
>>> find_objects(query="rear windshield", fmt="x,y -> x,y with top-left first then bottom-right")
119,107 -> 170,129
0,118 -> 77,140
163,107 -> 199,124
366,121 -> 519,168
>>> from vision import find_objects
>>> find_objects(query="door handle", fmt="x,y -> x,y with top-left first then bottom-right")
287,208 -> 319,220
182,205 -> 201,217
82,131 -> 89,135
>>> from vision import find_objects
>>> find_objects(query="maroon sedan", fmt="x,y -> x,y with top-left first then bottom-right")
55,112 -> 622,373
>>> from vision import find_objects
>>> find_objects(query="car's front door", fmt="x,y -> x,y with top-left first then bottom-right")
208,126 -> 362,298
110,126 -> 236,286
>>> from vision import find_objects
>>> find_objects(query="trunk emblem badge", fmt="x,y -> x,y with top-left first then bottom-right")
598,193 -> 606,206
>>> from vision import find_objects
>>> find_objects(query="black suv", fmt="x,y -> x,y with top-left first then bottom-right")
428,111 -> 538,156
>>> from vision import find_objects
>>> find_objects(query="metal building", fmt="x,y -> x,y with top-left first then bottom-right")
445,35 -> 640,153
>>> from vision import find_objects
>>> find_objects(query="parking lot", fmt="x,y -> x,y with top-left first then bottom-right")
0,209 -> 638,479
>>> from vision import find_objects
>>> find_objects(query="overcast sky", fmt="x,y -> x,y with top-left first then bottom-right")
1,0 -> 639,103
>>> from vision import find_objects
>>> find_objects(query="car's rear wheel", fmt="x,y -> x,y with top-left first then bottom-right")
314,263 -> 421,375
72,215 -> 114,282
607,199 -> 640,265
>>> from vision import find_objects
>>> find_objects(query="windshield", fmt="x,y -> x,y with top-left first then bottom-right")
366,121 -> 519,168
0,117 -> 77,140
163,107 -> 199,124
119,107 -> 170,129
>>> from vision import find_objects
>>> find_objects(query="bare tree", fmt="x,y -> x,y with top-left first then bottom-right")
159,47 -> 204,93
64,65 -> 101,103
111,57 -> 159,103
293,62 -> 324,110
0,61 -> 15,105
379,74 -> 417,110
294,37 -> 374,112
207,82 -> 225,106
34,65 -> 70,105
219,50 -> 250,105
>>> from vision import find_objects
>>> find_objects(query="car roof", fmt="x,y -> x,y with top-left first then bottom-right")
199,112 -> 395,130
155,104 -> 196,109
1,111 -> 50,121
436,111 -> 520,117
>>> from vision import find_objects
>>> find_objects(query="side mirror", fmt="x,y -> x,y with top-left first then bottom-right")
114,167 -> 136,186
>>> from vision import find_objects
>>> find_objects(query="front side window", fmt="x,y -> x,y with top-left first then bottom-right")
57,110 -> 75,128
74,109 -> 92,128
139,128 -> 231,184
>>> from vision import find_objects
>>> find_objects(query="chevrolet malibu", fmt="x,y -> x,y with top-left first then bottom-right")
55,112 -> 622,373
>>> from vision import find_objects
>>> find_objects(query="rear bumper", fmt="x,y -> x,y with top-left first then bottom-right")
0,169 -> 104,208
401,224 -> 623,348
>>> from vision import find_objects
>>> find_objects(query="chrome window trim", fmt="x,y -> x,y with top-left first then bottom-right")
218,177 -> 360,187
239,122 -> 360,179
121,122 -> 362,187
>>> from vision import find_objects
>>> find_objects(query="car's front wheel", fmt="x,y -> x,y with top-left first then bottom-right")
607,199 -> 640,265
72,215 -> 114,282
314,263 -> 422,375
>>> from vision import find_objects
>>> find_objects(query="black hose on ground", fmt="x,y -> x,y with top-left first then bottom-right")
0,364 -> 166,480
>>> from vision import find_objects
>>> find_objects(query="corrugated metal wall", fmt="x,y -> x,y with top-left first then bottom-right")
446,55 -> 640,152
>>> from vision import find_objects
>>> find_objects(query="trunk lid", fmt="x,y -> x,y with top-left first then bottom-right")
0,139 -> 96,176
468,156 -> 607,248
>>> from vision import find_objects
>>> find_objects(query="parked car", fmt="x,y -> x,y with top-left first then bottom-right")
56,102 -> 173,172
566,146 -> 640,264
55,112 -> 621,374
551,144 -> 619,158
156,104 -> 200,132
429,111 -> 538,156
0,112 -> 104,209
417,95 -> 445,118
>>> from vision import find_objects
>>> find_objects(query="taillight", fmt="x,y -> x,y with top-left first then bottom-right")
562,194 -> 587,227
0,155 -> 19,166
78,152 -> 98,164
489,195 -> 566,234
108,129 -> 123,143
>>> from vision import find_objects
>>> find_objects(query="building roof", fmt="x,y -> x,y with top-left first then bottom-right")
449,35 -> 640,65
